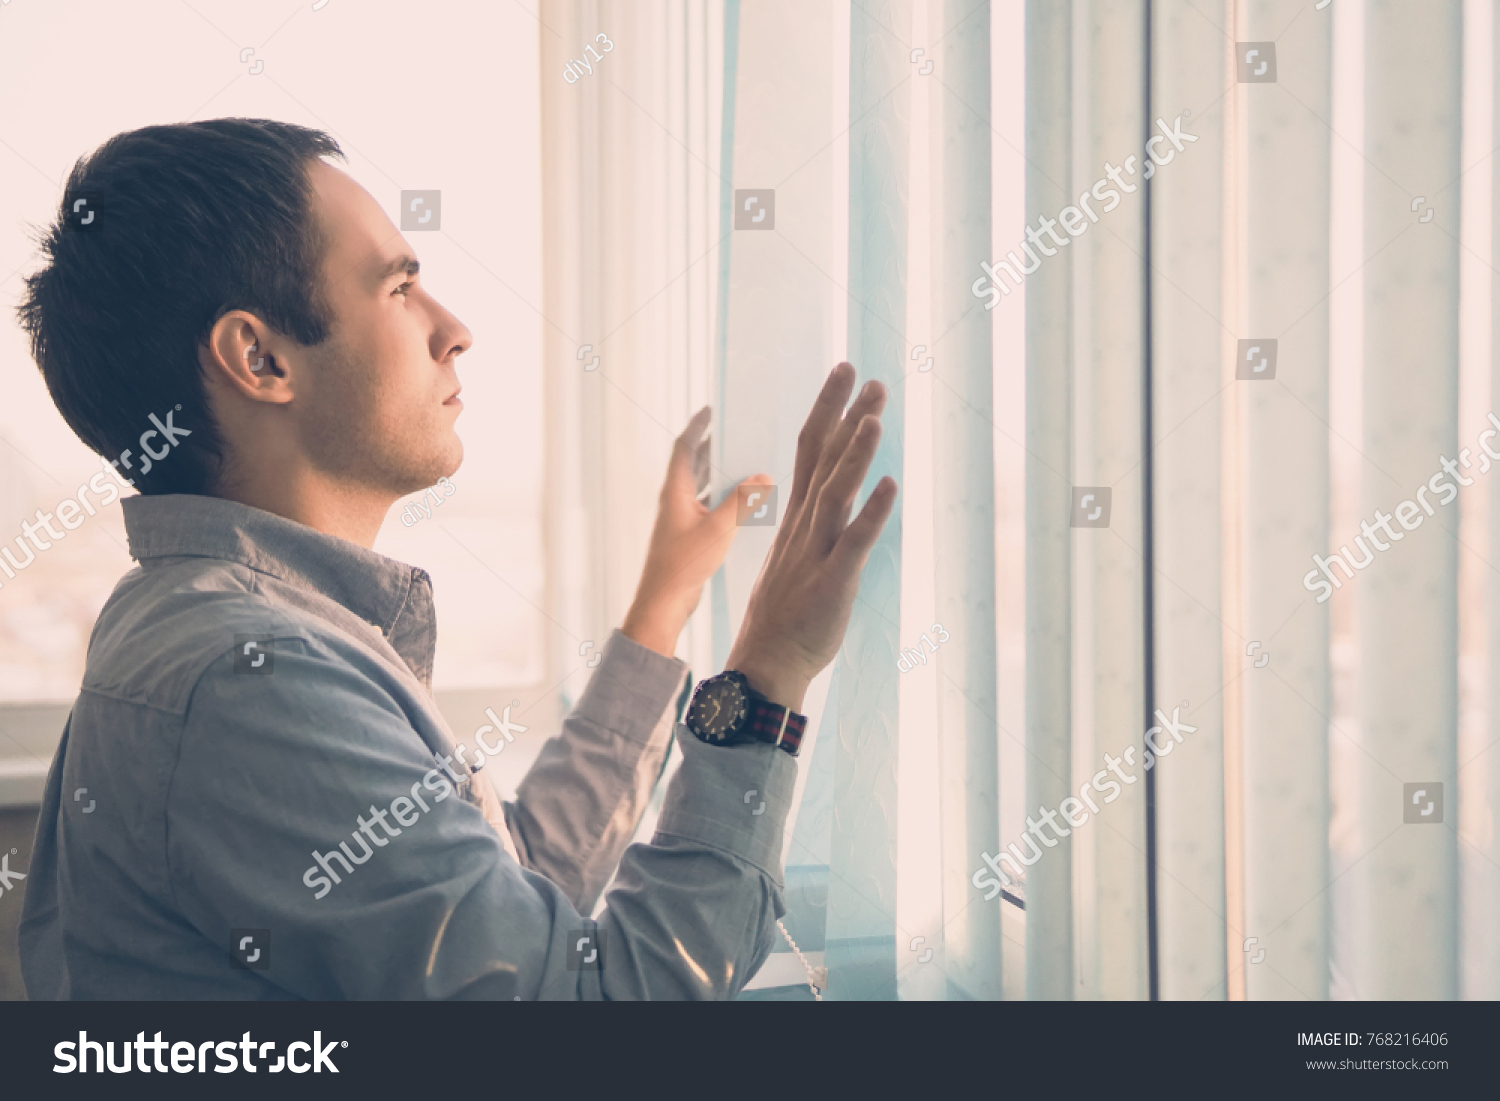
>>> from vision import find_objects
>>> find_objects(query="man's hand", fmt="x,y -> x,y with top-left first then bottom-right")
725,362 -> 897,712
621,407 -> 771,657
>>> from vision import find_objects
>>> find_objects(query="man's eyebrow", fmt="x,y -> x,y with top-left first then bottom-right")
374,254 -> 420,283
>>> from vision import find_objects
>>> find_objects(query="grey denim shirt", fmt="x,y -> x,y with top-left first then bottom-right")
19,494 -> 796,999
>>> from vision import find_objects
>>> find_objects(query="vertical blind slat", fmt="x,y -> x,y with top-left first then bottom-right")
711,0 -> 842,975
1484,0 -> 1500,1001
1024,0 -> 1077,1001
930,0 -> 1001,1000
824,0 -> 912,1001
1355,0 -> 1461,1000
1073,0 -> 1150,1001
1238,0 -> 1334,1001
1149,0 -> 1231,1001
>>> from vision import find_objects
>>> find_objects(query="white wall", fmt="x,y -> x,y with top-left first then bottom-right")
0,0 -> 545,703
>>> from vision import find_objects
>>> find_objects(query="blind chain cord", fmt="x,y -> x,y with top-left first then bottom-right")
776,919 -> 825,1001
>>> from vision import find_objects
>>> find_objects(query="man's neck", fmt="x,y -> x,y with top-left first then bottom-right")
214,472 -> 393,549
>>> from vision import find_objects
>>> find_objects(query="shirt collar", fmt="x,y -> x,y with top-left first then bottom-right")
122,494 -> 436,682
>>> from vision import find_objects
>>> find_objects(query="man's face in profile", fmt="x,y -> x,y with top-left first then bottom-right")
294,160 -> 472,497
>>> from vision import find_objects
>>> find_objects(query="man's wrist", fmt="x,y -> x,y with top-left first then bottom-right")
620,604 -> 683,658
724,653 -> 809,714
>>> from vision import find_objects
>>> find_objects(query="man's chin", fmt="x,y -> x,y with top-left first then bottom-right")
443,433 -> 463,479
390,439 -> 462,499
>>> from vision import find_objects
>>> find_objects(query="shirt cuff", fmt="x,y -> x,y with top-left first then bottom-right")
570,628 -> 690,747
653,725 -> 798,888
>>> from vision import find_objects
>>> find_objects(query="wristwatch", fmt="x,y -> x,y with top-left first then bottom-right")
684,670 -> 806,757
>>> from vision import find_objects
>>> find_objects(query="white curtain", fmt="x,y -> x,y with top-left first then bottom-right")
539,0 -> 724,714
541,0 -> 1499,1000
1026,0 -> 1487,1001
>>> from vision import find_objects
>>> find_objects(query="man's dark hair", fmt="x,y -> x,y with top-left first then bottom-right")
14,118 -> 346,495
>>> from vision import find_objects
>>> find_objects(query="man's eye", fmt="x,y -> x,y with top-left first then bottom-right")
392,281 -> 413,296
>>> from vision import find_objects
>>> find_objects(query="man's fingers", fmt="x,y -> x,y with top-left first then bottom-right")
672,405 -> 711,456
693,434 -> 711,499
809,413 -> 884,554
806,381 -> 886,504
665,406 -> 713,497
793,383 -> 886,544
829,475 -> 898,576
676,404 -> 712,447
788,363 -> 856,512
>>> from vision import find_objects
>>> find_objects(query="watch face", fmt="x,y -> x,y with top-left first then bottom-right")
688,677 -> 748,743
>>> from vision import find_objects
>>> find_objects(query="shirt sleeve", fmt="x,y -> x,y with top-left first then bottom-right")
166,630 -> 798,1000
504,628 -> 690,914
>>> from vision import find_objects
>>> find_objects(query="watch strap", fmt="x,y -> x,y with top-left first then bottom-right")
744,695 -> 805,757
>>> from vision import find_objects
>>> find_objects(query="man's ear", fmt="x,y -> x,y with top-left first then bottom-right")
201,311 -> 296,406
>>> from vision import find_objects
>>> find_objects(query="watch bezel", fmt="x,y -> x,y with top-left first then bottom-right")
686,671 -> 751,744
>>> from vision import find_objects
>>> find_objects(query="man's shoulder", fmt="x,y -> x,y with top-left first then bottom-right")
80,555 -> 336,716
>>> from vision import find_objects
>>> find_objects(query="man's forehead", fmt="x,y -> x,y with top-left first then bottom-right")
307,160 -> 405,283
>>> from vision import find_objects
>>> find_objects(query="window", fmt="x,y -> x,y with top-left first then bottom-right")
0,1 -> 546,795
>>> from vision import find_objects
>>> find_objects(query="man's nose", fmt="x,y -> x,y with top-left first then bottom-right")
428,296 -> 473,358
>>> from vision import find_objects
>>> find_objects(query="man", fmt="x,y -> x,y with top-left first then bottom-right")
13,119 -> 895,999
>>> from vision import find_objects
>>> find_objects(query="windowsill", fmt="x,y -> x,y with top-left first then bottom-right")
743,949 -> 825,992
0,757 -> 49,809
0,684 -> 556,809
